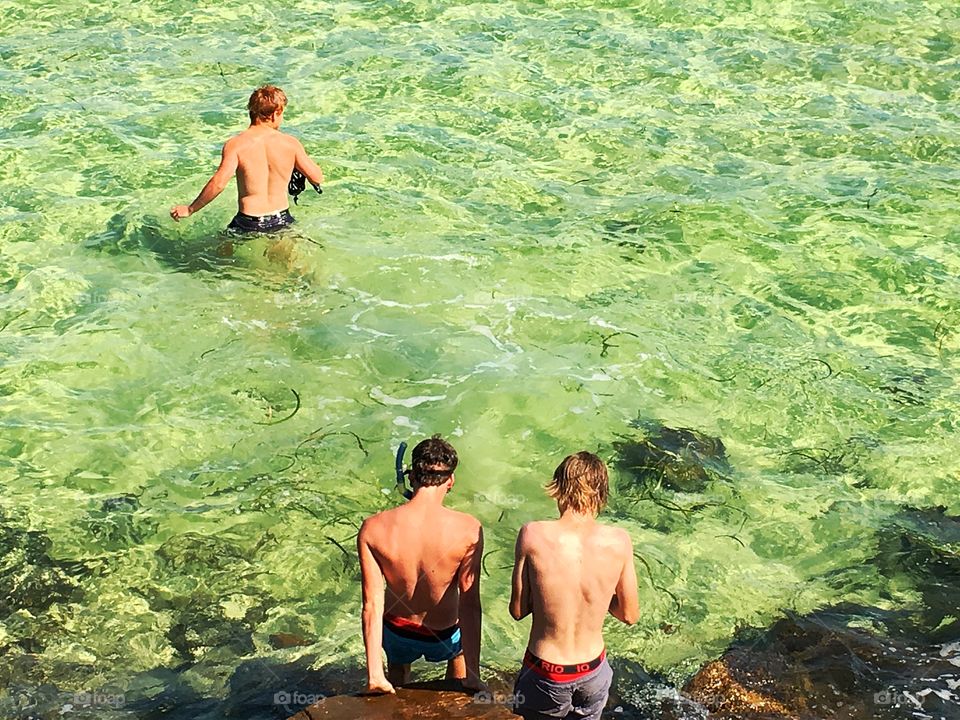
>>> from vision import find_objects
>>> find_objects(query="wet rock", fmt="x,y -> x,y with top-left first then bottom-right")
779,435 -> 880,480
80,494 -> 156,550
0,513 -> 89,617
270,632 -> 313,649
685,661 -> 795,718
156,532 -> 250,572
683,605 -> 960,720
877,506 -> 960,639
287,681 -> 516,720
606,658 -> 705,719
167,609 -> 256,664
614,423 -> 729,493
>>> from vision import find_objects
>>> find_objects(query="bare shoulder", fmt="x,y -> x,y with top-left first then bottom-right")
277,130 -> 304,148
223,133 -> 245,151
447,508 -> 482,537
517,520 -> 547,546
597,523 -> 633,551
359,509 -> 392,538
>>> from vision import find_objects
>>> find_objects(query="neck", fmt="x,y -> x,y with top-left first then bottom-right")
559,508 -> 595,523
409,485 -> 447,506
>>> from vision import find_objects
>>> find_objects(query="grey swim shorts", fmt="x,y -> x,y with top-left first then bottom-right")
513,649 -> 613,720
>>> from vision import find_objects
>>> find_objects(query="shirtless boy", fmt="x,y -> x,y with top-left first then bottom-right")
169,85 -> 324,233
357,436 -> 484,694
510,452 -> 639,720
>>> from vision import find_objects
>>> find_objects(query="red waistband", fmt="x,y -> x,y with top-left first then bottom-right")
383,613 -> 458,640
522,649 -> 606,682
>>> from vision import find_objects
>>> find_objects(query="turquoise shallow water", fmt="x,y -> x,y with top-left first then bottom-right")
1,0 -> 959,716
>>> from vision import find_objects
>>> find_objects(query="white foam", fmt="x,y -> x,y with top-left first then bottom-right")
370,388 -> 446,407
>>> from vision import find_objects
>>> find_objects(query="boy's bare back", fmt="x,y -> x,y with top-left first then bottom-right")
360,501 -> 481,628
169,85 -> 323,225
227,127 -> 298,215
509,452 -> 638,720
513,518 -> 637,664
357,436 -> 483,694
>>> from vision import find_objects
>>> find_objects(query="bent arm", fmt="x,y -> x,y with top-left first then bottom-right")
608,534 -> 640,625
171,143 -> 238,220
295,140 -> 324,186
509,526 -> 532,621
357,523 -> 390,688
457,524 -> 484,687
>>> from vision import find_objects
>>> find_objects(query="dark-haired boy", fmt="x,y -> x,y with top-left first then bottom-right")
357,435 -> 484,693
170,84 -> 324,232
510,452 -> 639,720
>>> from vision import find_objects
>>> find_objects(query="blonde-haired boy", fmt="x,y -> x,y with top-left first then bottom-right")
509,452 -> 639,720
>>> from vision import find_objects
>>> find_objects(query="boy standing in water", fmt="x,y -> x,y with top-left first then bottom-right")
357,436 -> 484,693
169,85 -> 324,233
510,452 -> 639,720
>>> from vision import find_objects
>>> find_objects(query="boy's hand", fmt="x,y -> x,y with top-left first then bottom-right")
462,675 -> 488,693
170,205 -> 192,221
363,678 -> 396,695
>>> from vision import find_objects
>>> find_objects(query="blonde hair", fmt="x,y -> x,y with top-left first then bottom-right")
546,452 -> 609,515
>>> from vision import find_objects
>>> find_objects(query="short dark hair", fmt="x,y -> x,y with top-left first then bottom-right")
410,435 -> 458,488
247,85 -> 287,123
546,452 -> 609,515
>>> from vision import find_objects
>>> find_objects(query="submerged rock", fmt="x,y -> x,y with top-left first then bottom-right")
683,605 -> 960,720
0,514 -> 89,617
614,423 -> 729,493
877,506 -> 960,640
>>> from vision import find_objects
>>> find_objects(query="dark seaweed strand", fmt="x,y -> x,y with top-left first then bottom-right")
0,310 -> 27,333
935,314 -> 957,354
200,337 -> 239,360
290,502 -> 323,520
319,515 -> 361,533
254,388 -> 301,426
274,454 -> 297,473
295,429 -> 370,457
326,535 -> 351,557
481,549 -> 497,577
716,534 -> 746,548
805,357 -> 833,381
599,330 -> 640,358
634,551 -> 682,614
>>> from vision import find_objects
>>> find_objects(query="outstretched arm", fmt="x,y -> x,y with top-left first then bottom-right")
509,525 -> 532,621
458,524 -> 484,690
170,142 -> 238,221
357,521 -> 394,694
295,140 -> 324,187
608,532 -> 640,625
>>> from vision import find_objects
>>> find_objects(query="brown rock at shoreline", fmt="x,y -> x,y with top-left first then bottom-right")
684,660 -> 797,719
286,681 -> 516,720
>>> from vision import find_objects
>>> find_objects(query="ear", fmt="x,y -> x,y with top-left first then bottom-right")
446,473 -> 455,492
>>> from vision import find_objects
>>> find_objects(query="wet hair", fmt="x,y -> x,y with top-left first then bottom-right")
247,85 -> 287,123
410,435 -> 458,488
546,452 -> 609,516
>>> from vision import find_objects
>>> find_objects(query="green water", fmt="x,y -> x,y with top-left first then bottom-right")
2,0 -> 959,716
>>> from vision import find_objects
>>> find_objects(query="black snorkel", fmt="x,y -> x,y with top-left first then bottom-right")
395,442 -> 413,500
